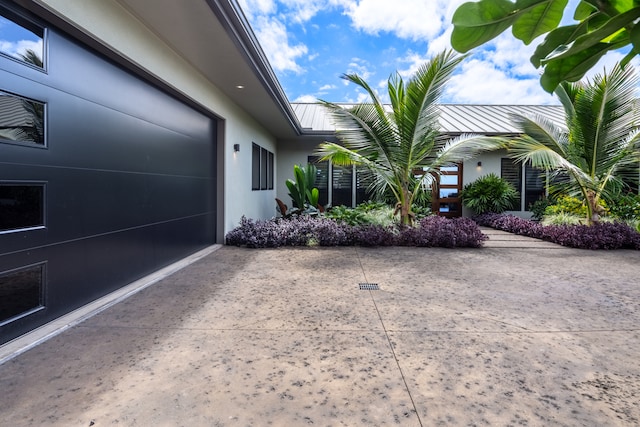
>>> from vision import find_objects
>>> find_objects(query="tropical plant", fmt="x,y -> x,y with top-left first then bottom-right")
541,212 -> 584,226
529,197 -> 555,221
504,63 -> 640,225
225,215 -> 488,248
324,205 -> 368,226
475,212 -> 640,249
608,192 -> 640,221
451,0 -> 640,92
285,163 -> 320,214
324,202 -> 396,227
460,173 -> 520,214
542,194 -> 608,218
315,50 -> 503,226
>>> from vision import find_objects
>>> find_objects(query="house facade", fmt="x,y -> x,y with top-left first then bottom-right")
1,0 -> 562,344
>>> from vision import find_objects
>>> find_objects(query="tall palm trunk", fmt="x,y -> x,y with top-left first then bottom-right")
585,190 -> 604,225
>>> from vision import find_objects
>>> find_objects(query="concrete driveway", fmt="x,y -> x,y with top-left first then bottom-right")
1,242 -> 639,426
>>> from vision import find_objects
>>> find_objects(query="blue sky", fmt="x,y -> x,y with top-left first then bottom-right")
237,0 -> 635,105
0,15 -> 43,61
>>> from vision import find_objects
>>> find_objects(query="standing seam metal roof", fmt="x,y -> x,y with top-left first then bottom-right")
291,103 -> 566,135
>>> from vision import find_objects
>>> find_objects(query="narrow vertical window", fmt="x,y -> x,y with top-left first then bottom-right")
252,143 -> 274,191
0,8 -> 44,69
501,158 -> 522,210
267,151 -> 274,190
356,165 -> 373,205
332,165 -> 353,207
260,147 -> 268,190
0,263 -> 45,324
252,143 -> 260,190
524,163 -> 545,209
308,156 -> 328,207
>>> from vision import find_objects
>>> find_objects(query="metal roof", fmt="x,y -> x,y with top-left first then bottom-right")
292,103 -> 566,135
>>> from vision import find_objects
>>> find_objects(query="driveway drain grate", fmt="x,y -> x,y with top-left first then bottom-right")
359,283 -> 379,290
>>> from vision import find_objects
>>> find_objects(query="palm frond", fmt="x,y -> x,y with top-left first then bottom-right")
508,113 -> 569,158
410,51 -> 466,152
431,134 -> 506,170
573,64 -> 640,177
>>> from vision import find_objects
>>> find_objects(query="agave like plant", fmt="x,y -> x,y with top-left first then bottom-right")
315,50 -> 504,226
285,163 -> 320,213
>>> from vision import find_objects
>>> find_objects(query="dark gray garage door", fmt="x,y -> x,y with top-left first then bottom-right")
0,5 -> 216,344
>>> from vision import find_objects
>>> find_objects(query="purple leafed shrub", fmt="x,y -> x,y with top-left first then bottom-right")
410,216 -> 488,248
475,213 -> 640,250
226,215 -> 488,248
351,225 -> 398,246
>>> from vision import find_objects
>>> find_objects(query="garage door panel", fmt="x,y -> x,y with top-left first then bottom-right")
46,95 -> 213,176
0,19 -> 217,344
46,31 -> 209,140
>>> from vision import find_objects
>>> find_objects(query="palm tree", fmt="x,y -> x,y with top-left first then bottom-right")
315,50 -> 503,226
506,64 -> 640,225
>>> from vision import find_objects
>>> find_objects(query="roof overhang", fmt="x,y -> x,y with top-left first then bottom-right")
21,0 -> 303,139
116,0 -> 303,139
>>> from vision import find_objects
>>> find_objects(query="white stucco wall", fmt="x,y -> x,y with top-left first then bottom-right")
463,149 -> 533,218
36,0 -> 278,240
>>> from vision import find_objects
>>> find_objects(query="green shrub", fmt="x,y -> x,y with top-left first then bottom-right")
541,212 -> 583,226
607,193 -> 640,221
285,163 -> 320,213
411,203 -> 432,220
461,173 -> 519,214
543,195 -> 586,216
324,205 -> 368,226
529,197 -> 554,221
324,202 -> 398,227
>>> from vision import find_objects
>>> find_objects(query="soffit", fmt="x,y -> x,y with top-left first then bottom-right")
116,0 -> 301,139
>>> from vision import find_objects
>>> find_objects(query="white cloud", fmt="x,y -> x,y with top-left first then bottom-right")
344,0 -> 455,41
445,58 -> 556,105
293,94 -> 319,102
342,91 -> 373,104
583,50 -> 640,81
237,0 -> 277,20
252,16 -> 308,73
0,39 -> 42,60
345,57 -> 373,80
319,84 -> 337,91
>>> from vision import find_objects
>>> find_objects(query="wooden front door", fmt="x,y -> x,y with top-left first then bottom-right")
432,164 -> 463,217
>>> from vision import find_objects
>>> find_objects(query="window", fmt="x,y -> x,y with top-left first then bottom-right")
252,143 -> 273,191
308,156 -> 329,206
307,157 -> 375,208
267,151 -> 274,190
0,183 -> 45,232
0,263 -> 45,324
0,91 -> 45,146
0,7 -> 44,69
332,165 -> 353,207
355,165 -> 374,205
501,158 -> 545,210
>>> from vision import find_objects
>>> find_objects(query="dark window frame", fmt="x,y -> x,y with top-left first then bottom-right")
0,90 -> 47,148
0,181 -> 46,233
501,158 -> 545,211
0,3 -> 47,72
252,142 -> 274,192
0,261 -> 46,326
252,143 -> 261,190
